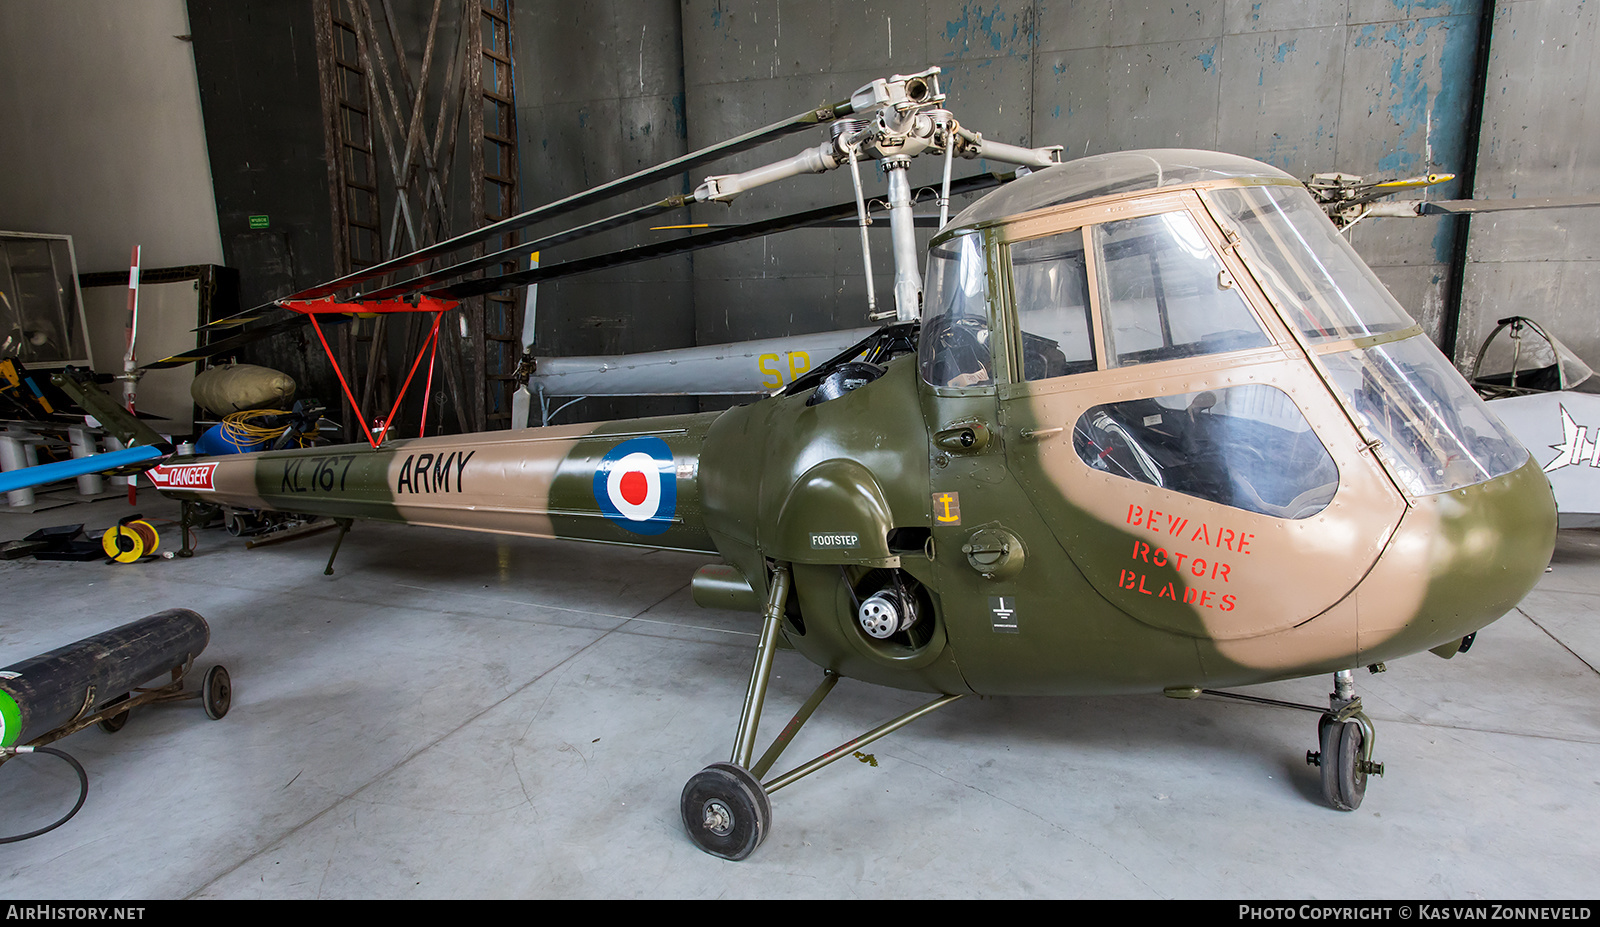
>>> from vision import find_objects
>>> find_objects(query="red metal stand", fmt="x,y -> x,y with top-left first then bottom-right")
278,296 -> 459,449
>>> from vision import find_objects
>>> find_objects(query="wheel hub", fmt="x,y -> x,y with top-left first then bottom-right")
702,798 -> 734,836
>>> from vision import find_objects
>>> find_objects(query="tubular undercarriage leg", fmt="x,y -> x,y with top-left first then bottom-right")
679,562 -> 964,860
681,563 -> 791,860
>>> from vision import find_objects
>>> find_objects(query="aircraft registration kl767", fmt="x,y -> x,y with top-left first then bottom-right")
144,73 -> 1554,860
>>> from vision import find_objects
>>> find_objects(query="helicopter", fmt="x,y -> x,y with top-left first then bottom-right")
132,69 -> 1553,861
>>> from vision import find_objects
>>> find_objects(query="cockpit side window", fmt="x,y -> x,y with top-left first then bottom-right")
1096,211 -> 1272,367
1073,383 -> 1339,519
921,232 -> 996,389
1011,229 -> 1097,381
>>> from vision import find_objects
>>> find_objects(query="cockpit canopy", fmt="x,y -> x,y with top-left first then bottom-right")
947,149 -> 1298,229
921,149 -> 1530,501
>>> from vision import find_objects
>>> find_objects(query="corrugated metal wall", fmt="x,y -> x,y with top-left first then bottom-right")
1461,0 -> 1600,368
514,0 -> 1598,393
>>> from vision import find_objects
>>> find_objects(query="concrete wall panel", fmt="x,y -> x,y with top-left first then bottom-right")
1223,0 -> 1345,35
832,0 -> 931,71
1038,0 -> 1227,50
1456,0 -> 1600,367
1459,261 -> 1600,365
1216,27 -> 1345,177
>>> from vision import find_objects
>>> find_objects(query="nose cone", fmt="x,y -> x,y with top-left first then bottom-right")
1359,458 -> 1557,664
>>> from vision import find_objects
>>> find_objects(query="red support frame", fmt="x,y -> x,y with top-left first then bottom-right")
280,296 -> 459,449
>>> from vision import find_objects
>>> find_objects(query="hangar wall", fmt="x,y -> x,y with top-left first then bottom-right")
515,2 -> 701,421
513,0 -> 1598,390
0,0 -> 223,274
1,2 -> 1589,427
1459,0 -> 1600,368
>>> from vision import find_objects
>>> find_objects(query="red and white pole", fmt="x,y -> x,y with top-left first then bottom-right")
124,245 -> 140,504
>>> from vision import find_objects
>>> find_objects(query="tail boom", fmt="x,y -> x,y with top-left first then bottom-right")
151,413 -> 721,553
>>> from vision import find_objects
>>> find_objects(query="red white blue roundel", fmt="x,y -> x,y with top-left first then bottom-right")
593,436 -> 676,535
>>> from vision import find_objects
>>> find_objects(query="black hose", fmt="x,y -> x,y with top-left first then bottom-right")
0,747 -> 89,843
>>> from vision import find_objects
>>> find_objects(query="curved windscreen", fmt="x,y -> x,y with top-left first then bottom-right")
1321,335 -> 1529,494
1206,184 -> 1414,343
1074,383 -> 1339,519
921,232 -> 996,388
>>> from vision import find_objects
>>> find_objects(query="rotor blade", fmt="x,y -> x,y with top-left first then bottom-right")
124,245 -> 140,413
0,445 -> 165,496
428,172 -> 1014,300
157,174 -> 1008,369
1373,172 -> 1454,189
520,251 -> 540,349
355,197 -> 684,303
510,251 -> 539,432
141,312 -> 348,370
1415,196 -> 1600,215
661,214 -> 951,230
511,384 -> 532,430
202,97 -> 856,331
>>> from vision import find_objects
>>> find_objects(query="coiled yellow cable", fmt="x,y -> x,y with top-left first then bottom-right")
220,409 -> 311,449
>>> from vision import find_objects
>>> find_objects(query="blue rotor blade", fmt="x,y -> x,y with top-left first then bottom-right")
0,445 -> 165,495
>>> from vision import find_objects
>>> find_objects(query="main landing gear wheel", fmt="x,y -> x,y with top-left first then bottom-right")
202,665 -> 231,720
680,762 -> 771,860
1316,717 -> 1367,811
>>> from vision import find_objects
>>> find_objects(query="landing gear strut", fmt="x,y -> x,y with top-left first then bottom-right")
679,562 -> 964,860
1306,669 -> 1384,811
1201,667 -> 1386,812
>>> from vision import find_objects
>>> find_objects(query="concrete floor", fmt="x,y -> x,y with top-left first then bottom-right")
0,488 -> 1596,899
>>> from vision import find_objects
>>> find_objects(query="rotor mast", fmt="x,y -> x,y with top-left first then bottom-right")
689,68 -> 1062,323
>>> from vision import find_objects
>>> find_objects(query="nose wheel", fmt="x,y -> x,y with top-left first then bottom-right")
1305,670 -> 1383,811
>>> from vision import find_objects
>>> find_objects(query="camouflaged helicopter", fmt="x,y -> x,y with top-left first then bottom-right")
138,69 -> 1555,860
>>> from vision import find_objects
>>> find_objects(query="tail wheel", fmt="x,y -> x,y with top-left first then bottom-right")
97,693 -> 132,733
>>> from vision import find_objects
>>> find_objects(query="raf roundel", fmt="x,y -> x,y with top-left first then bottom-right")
593,436 -> 677,535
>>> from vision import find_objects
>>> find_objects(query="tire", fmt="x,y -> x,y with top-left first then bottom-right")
1320,718 -> 1366,811
680,762 -> 771,860
202,665 -> 231,720
1336,719 -> 1368,810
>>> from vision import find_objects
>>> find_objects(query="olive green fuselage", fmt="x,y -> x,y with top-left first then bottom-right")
156,350 -> 1555,698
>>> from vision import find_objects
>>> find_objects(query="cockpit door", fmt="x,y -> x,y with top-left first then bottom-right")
996,194 -> 1408,646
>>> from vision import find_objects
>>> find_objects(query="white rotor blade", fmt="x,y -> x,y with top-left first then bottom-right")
511,251 -> 539,431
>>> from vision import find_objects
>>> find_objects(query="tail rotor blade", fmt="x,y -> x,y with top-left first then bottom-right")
511,252 -> 539,432
511,384 -> 532,431
520,252 -> 540,351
